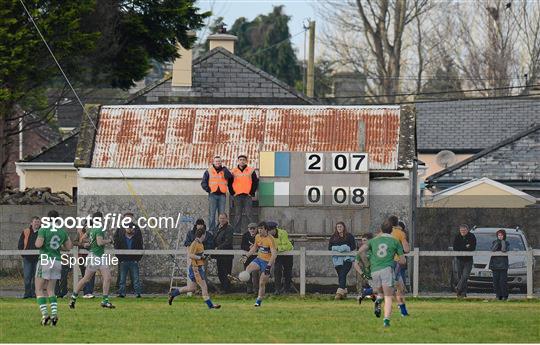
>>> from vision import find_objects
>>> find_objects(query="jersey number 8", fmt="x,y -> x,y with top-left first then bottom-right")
376,243 -> 388,258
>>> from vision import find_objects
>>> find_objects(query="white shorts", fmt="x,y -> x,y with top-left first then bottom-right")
85,253 -> 110,273
35,259 -> 61,280
371,266 -> 395,289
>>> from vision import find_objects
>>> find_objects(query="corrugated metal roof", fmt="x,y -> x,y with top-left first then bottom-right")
92,105 -> 402,170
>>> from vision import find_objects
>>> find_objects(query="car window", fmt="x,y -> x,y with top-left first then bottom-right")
474,233 -> 525,251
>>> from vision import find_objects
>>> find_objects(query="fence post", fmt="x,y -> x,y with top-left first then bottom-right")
300,247 -> 306,296
526,249 -> 533,299
413,247 -> 419,298
72,246 -> 79,289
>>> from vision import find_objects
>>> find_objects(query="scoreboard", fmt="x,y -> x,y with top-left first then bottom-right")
258,151 -> 369,207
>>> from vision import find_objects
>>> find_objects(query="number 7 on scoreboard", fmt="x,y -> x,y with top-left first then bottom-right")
350,153 -> 368,172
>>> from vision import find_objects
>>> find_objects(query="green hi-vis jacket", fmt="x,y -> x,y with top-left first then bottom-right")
275,228 -> 294,252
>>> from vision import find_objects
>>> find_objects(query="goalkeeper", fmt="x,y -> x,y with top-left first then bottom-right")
240,221 -> 277,307
168,228 -> 220,309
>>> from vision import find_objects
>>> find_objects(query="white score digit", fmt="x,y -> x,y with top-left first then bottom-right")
331,187 -> 349,205
305,153 -> 323,172
331,153 -> 349,172
350,153 -> 368,172
350,187 -> 368,206
305,186 -> 323,205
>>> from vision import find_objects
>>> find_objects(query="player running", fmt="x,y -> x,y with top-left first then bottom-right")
69,212 -> 115,309
168,227 -> 220,309
353,233 -> 376,305
358,220 -> 405,327
35,210 -> 73,326
240,221 -> 277,307
389,216 -> 411,316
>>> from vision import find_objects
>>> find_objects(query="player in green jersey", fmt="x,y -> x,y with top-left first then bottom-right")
358,220 -> 405,328
70,212 -> 115,309
35,210 -> 72,326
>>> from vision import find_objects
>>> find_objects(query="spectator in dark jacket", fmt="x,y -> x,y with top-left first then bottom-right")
490,229 -> 510,300
241,223 -> 260,294
452,224 -> 476,297
18,216 -> 40,298
184,219 -> 214,249
201,156 -> 233,232
114,213 -> 144,297
328,221 -> 357,300
213,213 -> 234,292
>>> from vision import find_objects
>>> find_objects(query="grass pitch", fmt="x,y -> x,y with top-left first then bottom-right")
1,295 -> 539,343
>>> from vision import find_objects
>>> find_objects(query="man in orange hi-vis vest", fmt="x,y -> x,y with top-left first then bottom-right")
230,155 -> 259,233
201,156 -> 232,232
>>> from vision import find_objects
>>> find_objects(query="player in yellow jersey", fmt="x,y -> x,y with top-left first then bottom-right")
168,228 -> 220,309
240,221 -> 277,307
389,216 -> 410,316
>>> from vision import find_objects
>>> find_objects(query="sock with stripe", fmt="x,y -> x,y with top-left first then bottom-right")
102,295 -> 109,303
49,296 -> 58,316
204,299 -> 214,308
71,292 -> 78,301
37,297 -> 48,317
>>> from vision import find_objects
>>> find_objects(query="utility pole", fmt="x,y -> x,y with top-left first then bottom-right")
306,20 -> 315,98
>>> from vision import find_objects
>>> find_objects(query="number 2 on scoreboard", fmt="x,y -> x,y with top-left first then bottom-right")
305,153 -> 323,172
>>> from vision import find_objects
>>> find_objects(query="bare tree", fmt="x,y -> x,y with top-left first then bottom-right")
435,0 -> 540,97
317,0 -> 431,103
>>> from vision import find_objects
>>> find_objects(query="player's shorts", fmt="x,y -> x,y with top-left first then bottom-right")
391,261 -> 407,285
35,259 -> 62,280
371,266 -> 395,288
188,266 -> 206,282
252,257 -> 269,272
85,253 -> 110,272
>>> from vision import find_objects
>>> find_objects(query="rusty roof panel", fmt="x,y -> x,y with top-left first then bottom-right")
91,105 -> 402,170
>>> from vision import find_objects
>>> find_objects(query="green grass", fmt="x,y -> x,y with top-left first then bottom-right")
1,296 -> 539,343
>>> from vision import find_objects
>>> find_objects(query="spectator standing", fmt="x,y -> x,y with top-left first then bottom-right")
490,229 -> 510,301
114,212 -> 144,298
452,224 -> 476,298
328,222 -> 357,300
184,219 -> 214,249
241,223 -> 260,294
268,221 -> 294,295
18,216 -> 40,298
230,155 -> 259,233
73,223 -> 95,298
213,213 -> 234,292
201,156 -> 232,232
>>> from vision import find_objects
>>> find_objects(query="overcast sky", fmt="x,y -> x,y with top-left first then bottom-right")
196,0 -> 321,59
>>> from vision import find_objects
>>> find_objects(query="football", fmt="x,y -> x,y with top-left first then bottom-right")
238,270 -> 251,282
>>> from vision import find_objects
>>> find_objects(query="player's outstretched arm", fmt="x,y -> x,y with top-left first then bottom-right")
62,238 -> 73,251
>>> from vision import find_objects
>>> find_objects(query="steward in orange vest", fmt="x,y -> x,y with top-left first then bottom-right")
231,165 -> 259,196
201,160 -> 232,195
